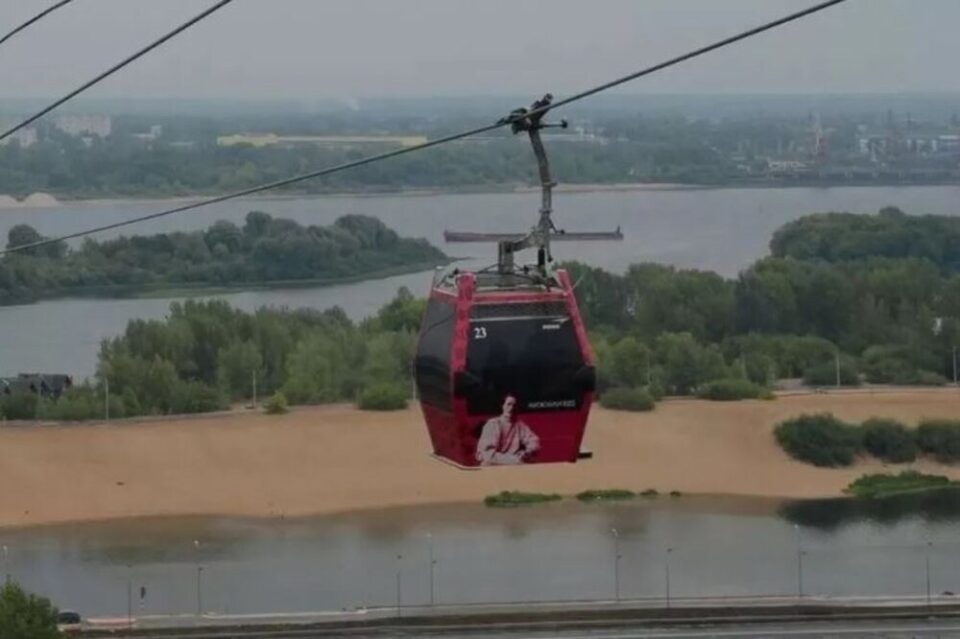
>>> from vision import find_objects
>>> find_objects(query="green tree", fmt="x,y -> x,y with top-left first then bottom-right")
217,340 -> 263,398
282,332 -> 362,403
0,581 -> 60,639
371,287 -> 425,333
655,332 -> 727,395
607,337 -> 652,388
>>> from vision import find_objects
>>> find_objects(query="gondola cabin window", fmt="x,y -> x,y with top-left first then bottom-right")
414,298 -> 455,411
464,303 -> 584,416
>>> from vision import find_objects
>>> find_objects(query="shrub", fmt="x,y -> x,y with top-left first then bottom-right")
640,488 -> 659,498
600,387 -> 655,412
861,348 -> 915,384
860,418 -> 917,463
907,370 -> 948,386
916,419 -> 960,463
264,391 -> 288,415
846,471 -> 951,498
484,491 -> 562,507
646,381 -> 666,401
576,489 -> 636,502
42,390 -> 101,421
357,383 -> 408,411
774,413 -> 861,467
0,393 -> 40,420
169,381 -> 226,414
696,378 -> 764,401
803,359 -> 860,387
0,581 -> 60,639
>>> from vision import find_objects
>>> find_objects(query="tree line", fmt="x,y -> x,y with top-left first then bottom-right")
0,289 -> 424,420
0,212 -> 446,305
570,207 -> 960,397
2,207 -> 958,421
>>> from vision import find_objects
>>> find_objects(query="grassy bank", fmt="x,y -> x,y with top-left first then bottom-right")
845,471 -> 955,498
1,259 -> 450,307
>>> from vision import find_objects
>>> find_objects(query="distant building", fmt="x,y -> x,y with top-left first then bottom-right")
133,124 -> 163,142
0,125 -> 37,148
541,127 -> 607,144
767,159 -> 808,172
216,133 -> 428,149
857,132 -> 960,159
0,373 -> 73,398
53,114 -> 112,138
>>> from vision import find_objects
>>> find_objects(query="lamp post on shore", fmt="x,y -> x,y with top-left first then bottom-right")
665,547 -> 674,608
395,553 -> 403,617
193,539 -> 203,617
794,524 -> 805,598
610,528 -> 621,602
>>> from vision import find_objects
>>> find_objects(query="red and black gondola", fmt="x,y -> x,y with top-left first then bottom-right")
414,95 -> 622,468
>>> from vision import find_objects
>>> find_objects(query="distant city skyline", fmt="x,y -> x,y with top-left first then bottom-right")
0,0 -> 955,101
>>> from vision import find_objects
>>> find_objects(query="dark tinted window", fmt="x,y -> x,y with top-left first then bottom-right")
465,311 -> 584,414
415,299 -> 455,410
471,301 -> 567,319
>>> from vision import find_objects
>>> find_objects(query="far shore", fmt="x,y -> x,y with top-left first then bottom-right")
0,390 -> 958,530
2,180 -> 954,209
0,258 -> 449,309
0,182 -> 703,208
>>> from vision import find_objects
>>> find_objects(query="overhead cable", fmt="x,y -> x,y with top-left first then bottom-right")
0,0 -> 850,256
0,0 -> 235,145
0,0 -> 77,49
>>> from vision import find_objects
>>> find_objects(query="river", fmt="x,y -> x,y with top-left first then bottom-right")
1,186 -> 958,378
5,493 -> 960,617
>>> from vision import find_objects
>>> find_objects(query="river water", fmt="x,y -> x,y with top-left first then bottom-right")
1,186 -> 958,377
5,493 -> 960,617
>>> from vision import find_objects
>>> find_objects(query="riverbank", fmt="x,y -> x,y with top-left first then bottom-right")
0,258 -> 449,308
1,390 -> 959,529
8,179 -> 952,207
5,182 -> 702,207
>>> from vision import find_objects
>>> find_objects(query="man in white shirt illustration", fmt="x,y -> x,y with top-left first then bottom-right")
475,394 -> 540,465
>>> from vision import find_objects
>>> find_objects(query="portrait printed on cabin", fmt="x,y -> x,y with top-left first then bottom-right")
475,394 -> 540,465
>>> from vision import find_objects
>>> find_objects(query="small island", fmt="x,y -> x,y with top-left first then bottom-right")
0,212 -> 448,305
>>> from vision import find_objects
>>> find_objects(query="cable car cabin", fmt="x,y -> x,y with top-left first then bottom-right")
415,268 -> 596,467
415,93 -> 617,467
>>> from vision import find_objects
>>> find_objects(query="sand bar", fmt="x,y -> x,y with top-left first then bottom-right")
1,390 -> 958,528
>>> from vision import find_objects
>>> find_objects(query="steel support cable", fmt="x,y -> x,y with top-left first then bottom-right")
0,0 -> 235,146
0,0 -> 77,49
0,0 -> 849,256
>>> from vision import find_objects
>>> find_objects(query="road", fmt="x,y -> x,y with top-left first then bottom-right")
105,617 -> 960,638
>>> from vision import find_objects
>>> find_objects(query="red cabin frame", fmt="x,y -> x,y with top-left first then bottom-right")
417,268 -> 596,468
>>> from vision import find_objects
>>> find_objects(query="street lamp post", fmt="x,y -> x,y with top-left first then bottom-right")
834,350 -> 841,388
794,524 -> 805,599
953,346 -> 958,386
196,566 -> 204,616
193,539 -> 203,617
427,533 -> 436,607
610,528 -> 621,602
925,541 -> 933,607
665,547 -> 673,609
126,564 -> 132,628
394,553 -> 404,618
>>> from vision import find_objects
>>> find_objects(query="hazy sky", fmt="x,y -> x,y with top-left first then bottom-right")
0,0 -> 955,100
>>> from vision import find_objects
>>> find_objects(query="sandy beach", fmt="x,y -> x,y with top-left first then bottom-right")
1,389 -> 958,528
